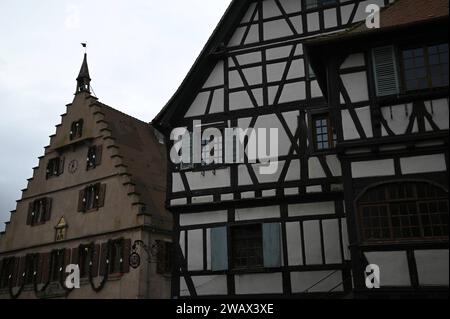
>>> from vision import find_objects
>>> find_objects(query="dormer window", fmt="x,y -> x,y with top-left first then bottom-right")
70,119 -> 84,141
86,145 -> 103,170
46,157 -> 64,179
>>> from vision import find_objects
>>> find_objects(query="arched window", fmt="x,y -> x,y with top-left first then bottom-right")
357,181 -> 448,242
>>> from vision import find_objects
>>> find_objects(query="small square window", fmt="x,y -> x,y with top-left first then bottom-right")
312,114 -> 336,151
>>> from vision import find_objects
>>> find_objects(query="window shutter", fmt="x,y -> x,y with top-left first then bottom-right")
211,226 -> 228,271
99,242 -> 109,276
78,189 -> 86,212
71,247 -> 79,267
39,253 -> 50,284
27,202 -> 34,225
91,244 -> 100,277
97,184 -> 106,208
58,157 -> 65,175
122,239 -> 131,273
372,46 -> 400,97
95,145 -> 103,166
262,223 -> 282,268
44,198 -> 52,221
156,240 -> 166,274
16,256 -> 26,286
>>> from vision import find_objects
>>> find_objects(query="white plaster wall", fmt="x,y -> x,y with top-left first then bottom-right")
356,106 -> 373,138
286,221 -> 303,265
303,220 -> 322,265
341,109 -> 360,140
308,157 -> 326,179
341,53 -> 365,69
264,19 -> 293,40
322,219 -> 342,264
291,270 -> 343,293
235,205 -> 280,221
185,92 -> 209,117
202,61 -> 224,88
381,103 -> 413,136
235,273 -> 283,294
400,154 -> 447,175
288,201 -> 335,217
425,99 -> 449,130
187,229 -> 203,271
186,168 -> 230,190
351,159 -> 395,178
192,275 -> 228,296
415,250 -> 449,286
364,251 -> 411,287
341,72 -> 369,103
180,211 -> 228,226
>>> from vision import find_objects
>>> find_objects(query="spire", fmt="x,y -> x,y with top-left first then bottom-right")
76,53 -> 91,94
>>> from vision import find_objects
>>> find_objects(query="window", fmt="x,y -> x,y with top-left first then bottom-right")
78,183 -> 106,212
49,250 -> 65,282
27,198 -> 52,226
78,245 -> 93,278
358,181 -> 449,242
306,0 -> 336,9
231,224 -> 264,269
0,257 -> 15,288
179,122 -> 226,170
86,145 -> 102,170
210,223 -> 282,271
46,157 -> 64,179
100,239 -> 130,275
24,254 -> 38,285
401,43 -> 449,91
109,240 -> 124,274
312,114 -> 336,151
372,43 -> 448,97
70,119 -> 83,140
156,241 -> 172,275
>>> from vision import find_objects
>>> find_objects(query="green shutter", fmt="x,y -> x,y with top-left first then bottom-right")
263,223 -> 282,268
211,227 -> 228,271
372,46 -> 400,97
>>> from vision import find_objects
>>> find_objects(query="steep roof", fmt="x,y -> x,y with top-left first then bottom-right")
349,0 -> 448,34
77,53 -> 91,81
152,0 -> 246,130
94,101 -> 168,217
307,0 -> 449,45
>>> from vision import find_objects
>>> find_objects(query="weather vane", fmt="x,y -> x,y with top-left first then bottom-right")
81,42 -> 87,54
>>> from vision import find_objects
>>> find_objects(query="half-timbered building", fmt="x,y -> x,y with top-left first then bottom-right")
152,0 -> 448,298
0,54 -> 172,299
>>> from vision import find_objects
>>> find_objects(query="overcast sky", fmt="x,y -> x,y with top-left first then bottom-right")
0,0 -> 232,231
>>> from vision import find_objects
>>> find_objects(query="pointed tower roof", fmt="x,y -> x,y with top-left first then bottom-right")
77,53 -> 91,81
75,53 -> 91,94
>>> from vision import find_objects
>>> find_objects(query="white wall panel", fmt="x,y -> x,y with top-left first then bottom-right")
291,271 -> 343,293
303,220 -> 322,265
400,154 -> 447,175
235,205 -> 280,221
352,159 -> 395,178
415,250 -> 449,286
364,251 -> 411,287
288,201 -> 335,217
180,211 -> 228,226
235,273 -> 283,294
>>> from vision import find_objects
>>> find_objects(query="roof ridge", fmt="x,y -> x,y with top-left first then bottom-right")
96,101 -> 150,126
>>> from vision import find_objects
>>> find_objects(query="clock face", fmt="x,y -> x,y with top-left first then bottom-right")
68,160 -> 78,174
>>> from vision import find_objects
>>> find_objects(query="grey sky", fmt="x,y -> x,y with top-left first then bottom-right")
0,0 -> 232,231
